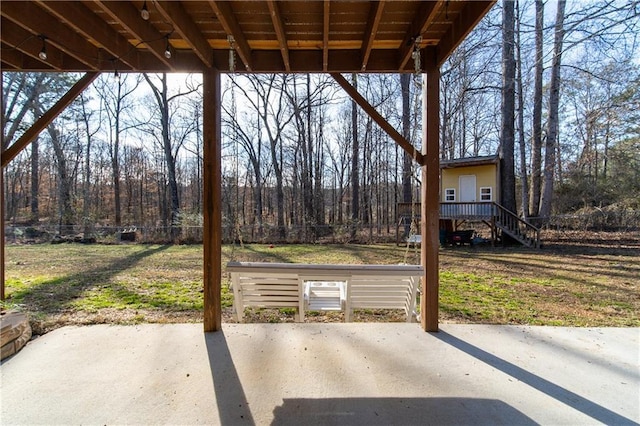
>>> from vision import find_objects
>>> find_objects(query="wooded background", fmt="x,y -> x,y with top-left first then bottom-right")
2,0 -> 639,243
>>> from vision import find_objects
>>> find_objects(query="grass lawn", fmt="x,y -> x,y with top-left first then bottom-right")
3,231 -> 639,334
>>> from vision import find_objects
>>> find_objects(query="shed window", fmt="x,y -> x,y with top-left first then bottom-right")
480,187 -> 492,201
445,188 -> 456,202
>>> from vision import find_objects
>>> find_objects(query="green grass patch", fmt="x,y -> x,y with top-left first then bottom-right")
3,241 -> 639,332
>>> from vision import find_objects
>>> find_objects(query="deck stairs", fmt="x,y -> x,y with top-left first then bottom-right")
440,202 -> 541,248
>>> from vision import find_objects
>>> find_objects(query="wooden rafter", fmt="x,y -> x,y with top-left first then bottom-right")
95,1 -> 174,71
331,73 -> 424,165
360,1 -> 385,71
323,0 -> 330,72
0,46 -> 26,70
1,1 -> 496,74
1,72 -> 99,167
1,1 -> 100,70
437,1 -> 495,66
36,1 -> 142,70
208,0 -> 253,71
267,0 -> 290,72
397,0 -> 443,70
1,18 -> 62,70
155,1 -> 213,68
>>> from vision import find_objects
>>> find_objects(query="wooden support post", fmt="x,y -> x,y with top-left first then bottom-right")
1,72 -> 4,301
421,56 -> 440,332
203,69 -> 222,332
1,159 -> 4,301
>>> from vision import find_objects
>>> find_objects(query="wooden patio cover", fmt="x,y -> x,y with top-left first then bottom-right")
0,0 -> 495,332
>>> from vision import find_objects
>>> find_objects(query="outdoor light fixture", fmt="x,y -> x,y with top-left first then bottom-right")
164,36 -> 172,59
114,69 -> 121,82
38,35 -> 47,61
141,1 -> 150,20
228,35 -> 236,72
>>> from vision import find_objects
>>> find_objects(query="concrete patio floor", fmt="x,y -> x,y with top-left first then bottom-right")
1,323 -> 638,425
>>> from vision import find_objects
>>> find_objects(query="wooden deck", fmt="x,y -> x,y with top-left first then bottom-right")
398,202 -> 541,248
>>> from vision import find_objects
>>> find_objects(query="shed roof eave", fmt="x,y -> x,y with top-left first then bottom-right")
440,154 -> 500,169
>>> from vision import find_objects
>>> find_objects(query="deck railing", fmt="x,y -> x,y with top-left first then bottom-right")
440,202 -> 495,220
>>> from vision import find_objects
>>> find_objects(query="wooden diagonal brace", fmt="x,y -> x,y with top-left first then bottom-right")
2,72 -> 99,167
331,73 -> 425,165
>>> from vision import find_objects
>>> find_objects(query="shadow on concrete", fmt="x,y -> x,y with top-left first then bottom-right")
205,331 -> 255,425
271,397 -> 536,425
435,331 -> 636,425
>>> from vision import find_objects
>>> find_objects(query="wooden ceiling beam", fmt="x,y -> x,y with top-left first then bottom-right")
0,46 -> 36,71
213,47 -> 436,73
0,45 -> 83,71
1,1 -> 100,70
95,1 -> 174,71
323,0 -> 330,72
1,19 -> 64,70
266,0 -> 290,72
397,0 -> 443,70
2,72 -> 99,167
437,1 -> 495,66
331,72 -> 424,165
208,1 -> 253,71
0,47 -> 23,70
155,1 -> 214,68
36,1 -> 143,70
360,1 -> 385,71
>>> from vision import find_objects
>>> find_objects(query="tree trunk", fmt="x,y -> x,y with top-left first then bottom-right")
515,0 -> 529,219
500,0 -> 517,215
401,74 -> 412,203
274,139 -> 286,239
112,81 -> 122,228
161,77 -> 181,241
144,73 -> 182,241
30,139 -> 39,224
401,74 -> 412,237
80,100 -> 92,237
44,116 -> 74,234
350,73 -> 360,240
529,0 -> 544,217
314,99 -> 325,227
539,0 -> 566,222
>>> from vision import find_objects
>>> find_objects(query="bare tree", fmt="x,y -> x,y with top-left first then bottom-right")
231,74 -> 296,239
539,0 -> 567,222
501,0 -> 517,214
76,92 -> 101,237
143,73 -> 201,241
96,73 -> 141,228
529,0 -> 544,218
401,73 -> 413,224
350,73 -> 359,239
223,77 -> 268,238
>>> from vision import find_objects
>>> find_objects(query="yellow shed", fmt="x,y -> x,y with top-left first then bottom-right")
440,155 -> 500,203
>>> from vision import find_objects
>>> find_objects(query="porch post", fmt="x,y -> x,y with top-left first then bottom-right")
203,69 -> 222,332
1,72 -> 4,301
421,55 -> 440,332
1,157 -> 4,301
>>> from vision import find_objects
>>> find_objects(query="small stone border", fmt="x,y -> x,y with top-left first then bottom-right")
1,311 -> 32,361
